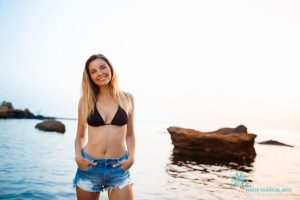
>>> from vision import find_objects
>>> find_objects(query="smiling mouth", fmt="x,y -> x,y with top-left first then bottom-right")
97,75 -> 107,81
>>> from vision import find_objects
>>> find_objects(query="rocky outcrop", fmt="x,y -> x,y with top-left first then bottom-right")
0,101 -> 34,118
35,120 -> 65,133
167,125 -> 256,163
0,101 -> 13,111
258,140 -> 294,147
0,101 -> 54,120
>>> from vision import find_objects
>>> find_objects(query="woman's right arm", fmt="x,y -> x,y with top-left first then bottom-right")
74,98 -> 86,162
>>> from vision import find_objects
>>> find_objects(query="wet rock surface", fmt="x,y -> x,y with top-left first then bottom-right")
167,125 -> 257,163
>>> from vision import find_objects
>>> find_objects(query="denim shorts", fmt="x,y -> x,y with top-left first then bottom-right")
72,148 -> 133,192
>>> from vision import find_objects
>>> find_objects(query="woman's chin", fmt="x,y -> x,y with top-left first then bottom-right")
96,81 -> 109,87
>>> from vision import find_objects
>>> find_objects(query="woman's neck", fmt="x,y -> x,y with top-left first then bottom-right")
98,85 -> 111,98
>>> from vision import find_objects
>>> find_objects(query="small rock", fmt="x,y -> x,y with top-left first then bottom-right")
258,140 -> 294,147
35,120 -> 65,133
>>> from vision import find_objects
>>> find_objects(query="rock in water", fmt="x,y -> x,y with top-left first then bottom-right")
167,125 -> 256,163
258,140 -> 293,147
35,120 -> 65,133
0,101 -> 54,119
0,101 -> 13,111
0,101 -> 34,118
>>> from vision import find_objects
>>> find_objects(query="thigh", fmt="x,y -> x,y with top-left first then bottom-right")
76,186 -> 101,200
108,184 -> 133,200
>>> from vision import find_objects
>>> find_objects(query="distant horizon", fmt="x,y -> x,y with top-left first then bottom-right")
1,0 -> 299,131
1,99 -> 299,133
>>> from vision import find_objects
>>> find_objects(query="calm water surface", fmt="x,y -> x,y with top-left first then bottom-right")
0,119 -> 299,199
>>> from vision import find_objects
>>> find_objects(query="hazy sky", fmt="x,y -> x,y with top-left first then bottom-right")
1,0 -> 299,131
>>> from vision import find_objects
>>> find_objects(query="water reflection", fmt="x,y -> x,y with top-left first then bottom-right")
165,148 -> 254,189
170,147 -> 255,167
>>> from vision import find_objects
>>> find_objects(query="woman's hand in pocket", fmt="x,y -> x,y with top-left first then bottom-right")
75,156 -> 97,171
112,158 -> 134,171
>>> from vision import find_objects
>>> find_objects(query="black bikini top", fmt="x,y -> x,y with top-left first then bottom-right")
87,104 -> 128,126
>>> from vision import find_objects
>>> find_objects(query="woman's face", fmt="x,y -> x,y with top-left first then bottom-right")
88,58 -> 112,86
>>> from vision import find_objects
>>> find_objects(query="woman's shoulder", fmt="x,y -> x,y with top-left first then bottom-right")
121,91 -> 134,100
121,91 -> 134,113
120,91 -> 134,112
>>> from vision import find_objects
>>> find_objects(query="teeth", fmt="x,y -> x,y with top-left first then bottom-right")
98,76 -> 106,81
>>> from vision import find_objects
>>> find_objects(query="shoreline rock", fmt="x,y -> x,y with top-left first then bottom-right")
167,125 -> 256,163
0,101 -> 55,120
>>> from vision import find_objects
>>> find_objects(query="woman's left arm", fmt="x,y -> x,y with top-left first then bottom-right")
113,93 -> 136,170
126,93 -> 136,165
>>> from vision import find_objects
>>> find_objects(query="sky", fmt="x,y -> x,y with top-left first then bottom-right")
0,0 -> 300,131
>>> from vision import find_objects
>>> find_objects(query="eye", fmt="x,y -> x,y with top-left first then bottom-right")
100,65 -> 107,70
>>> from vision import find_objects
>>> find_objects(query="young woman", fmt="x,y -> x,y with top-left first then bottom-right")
72,54 -> 135,200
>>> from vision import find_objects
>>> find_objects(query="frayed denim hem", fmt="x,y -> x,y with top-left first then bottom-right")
106,178 -> 134,192
72,178 -> 105,193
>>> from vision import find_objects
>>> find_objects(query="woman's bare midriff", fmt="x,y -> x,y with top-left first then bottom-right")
84,125 -> 127,159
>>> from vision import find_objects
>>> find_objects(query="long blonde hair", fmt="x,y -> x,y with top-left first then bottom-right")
80,54 -> 132,126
